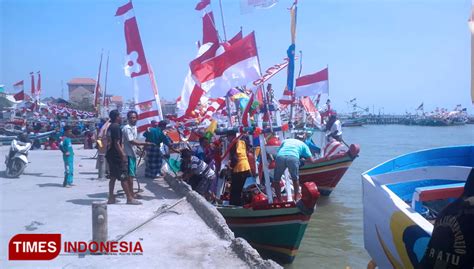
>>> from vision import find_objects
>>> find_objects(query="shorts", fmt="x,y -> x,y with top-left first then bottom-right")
273,155 -> 300,182
127,156 -> 137,177
106,155 -> 126,181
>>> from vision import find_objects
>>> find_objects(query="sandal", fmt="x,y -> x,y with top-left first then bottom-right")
126,199 -> 142,205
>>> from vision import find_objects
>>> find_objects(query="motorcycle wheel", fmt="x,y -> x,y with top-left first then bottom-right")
6,159 -> 26,178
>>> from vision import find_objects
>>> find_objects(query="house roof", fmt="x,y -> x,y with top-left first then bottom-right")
68,78 -> 96,85
110,96 -> 123,103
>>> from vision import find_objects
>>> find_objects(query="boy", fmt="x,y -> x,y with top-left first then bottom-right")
60,125 -> 74,187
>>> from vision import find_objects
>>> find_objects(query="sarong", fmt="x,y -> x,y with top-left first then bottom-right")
145,145 -> 162,178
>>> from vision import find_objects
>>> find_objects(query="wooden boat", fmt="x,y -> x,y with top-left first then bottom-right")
217,181 -> 320,264
299,144 -> 360,196
362,145 -> 474,268
0,131 -> 55,145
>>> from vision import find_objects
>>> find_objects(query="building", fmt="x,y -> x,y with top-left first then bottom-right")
67,78 -> 96,104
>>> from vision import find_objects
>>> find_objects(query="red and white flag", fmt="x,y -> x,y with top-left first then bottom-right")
13,80 -> 25,101
300,96 -> 321,129
190,32 -> 261,98
279,88 -> 294,105
200,97 -> 225,123
177,43 -> 217,118
116,1 -> 161,132
295,67 -> 328,97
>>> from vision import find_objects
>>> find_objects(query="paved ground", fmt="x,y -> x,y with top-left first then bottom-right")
0,145 -> 249,269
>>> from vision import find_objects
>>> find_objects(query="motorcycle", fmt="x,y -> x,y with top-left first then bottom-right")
5,139 -> 32,178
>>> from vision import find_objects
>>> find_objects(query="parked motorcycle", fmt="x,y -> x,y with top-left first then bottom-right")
5,138 -> 31,178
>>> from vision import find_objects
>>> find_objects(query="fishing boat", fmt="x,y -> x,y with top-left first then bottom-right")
362,145 -> 474,268
0,130 -> 55,145
300,143 -> 360,196
217,181 -> 320,264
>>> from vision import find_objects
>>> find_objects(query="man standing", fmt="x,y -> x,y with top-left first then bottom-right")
106,110 -> 141,205
60,125 -> 74,188
273,137 -> 317,201
122,111 -> 151,199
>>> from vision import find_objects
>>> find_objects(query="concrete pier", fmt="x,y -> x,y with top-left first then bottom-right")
0,146 -> 279,268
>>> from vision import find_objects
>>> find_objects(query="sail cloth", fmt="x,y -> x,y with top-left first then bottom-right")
115,1 -> 162,132
294,68 -> 329,97
190,32 -> 261,98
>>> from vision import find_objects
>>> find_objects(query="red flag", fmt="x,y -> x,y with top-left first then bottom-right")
13,80 -> 24,92
13,90 -> 24,101
195,0 -> 210,10
227,30 -> 243,45
36,71 -> 41,98
30,72 -> 35,96
203,11 -> 219,44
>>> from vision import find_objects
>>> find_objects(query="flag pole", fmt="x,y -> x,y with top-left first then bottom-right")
94,50 -> 104,114
102,51 -> 110,112
218,0 -> 227,41
288,1 -> 297,131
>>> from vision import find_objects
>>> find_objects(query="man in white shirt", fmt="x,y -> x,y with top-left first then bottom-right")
122,111 -> 151,199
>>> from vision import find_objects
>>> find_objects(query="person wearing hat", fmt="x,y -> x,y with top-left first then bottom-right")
418,169 -> 474,269
143,120 -> 175,178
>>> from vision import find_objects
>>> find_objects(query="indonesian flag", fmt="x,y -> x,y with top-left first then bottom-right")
279,88 -> 294,105
294,68 -> 328,97
177,43 -> 216,118
13,80 -> 24,93
116,1 -> 161,132
190,32 -> 261,98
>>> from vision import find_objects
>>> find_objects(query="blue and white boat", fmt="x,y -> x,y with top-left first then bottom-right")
362,145 -> 474,268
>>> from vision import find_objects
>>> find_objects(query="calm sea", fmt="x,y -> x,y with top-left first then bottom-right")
289,124 -> 474,269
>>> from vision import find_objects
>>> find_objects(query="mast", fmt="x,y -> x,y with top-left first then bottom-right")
287,1 -> 298,130
218,0 -> 227,41
102,51 -> 110,109
469,2 -> 474,105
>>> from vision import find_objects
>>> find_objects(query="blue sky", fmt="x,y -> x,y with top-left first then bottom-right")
1,0 -> 472,113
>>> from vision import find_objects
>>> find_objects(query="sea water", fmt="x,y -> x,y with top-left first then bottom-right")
289,124 -> 474,269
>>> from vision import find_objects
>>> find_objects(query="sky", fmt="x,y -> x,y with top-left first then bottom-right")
1,0 -> 473,114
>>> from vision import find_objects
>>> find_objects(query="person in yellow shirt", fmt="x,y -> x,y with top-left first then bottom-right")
227,133 -> 252,206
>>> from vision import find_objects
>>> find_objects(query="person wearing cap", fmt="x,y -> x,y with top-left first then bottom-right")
143,120 -> 175,178
418,170 -> 474,269
273,137 -> 318,201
